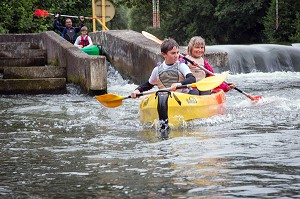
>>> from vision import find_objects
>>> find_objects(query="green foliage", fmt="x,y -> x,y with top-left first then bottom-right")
123,0 -> 271,44
263,0 -> 300,43
290,13 -> 300,42
1,0 -> 300,44
128,3 -> 152,31
106,5 -> 128,30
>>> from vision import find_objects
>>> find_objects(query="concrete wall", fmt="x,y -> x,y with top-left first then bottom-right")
40,31 -> 107,95
90,30 -> 228,84
90,30 -> 162,84
0,32 -> 107,95
0,30 -> 227,93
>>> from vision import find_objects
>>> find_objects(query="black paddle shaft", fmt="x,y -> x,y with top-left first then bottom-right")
181,55 -> 249,94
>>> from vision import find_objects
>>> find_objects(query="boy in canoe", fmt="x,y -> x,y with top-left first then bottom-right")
131,38 -> 197,98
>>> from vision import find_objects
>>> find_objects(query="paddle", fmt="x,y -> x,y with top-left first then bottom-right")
181,55 -> 262,101
34,9 -> 109,30
35,9 -> 90,19
141,31 -> 262,101
96,72 -> 228,108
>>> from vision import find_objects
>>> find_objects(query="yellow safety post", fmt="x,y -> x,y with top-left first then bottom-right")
101,0 -> 106,30
92,0 -> 96,32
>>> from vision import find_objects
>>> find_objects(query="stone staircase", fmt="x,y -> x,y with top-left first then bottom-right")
0,42 -> 66,94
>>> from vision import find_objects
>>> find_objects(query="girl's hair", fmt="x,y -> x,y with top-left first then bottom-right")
187,36 -> 205,55
160,38 -> 179,54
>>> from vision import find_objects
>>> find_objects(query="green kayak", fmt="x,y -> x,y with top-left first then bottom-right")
79,45 -> 105,55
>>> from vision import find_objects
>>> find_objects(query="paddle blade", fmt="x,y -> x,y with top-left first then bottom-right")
249,95 -> 263,101
35,9 -> 49,17
193,72 -> 228,91
142,31 -> 163,44
95,94 -> 125,108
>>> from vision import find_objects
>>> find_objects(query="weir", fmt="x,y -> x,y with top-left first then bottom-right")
206,44 -> 300,73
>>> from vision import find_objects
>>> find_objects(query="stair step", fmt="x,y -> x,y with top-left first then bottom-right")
0,42 -> 40,50
0,57 -> 46,68
0,65 -> 46,73
0,78 -> 66,94
3,66 -> 66,79
0,49 -> 46,58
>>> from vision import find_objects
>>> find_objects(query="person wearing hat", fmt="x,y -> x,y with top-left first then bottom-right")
74,26 -> 93,48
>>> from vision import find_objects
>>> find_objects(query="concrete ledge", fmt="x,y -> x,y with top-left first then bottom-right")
0,49 -> 46,58
0,31 -> 107,95
3,66 -> 66,79
0,78 -> 66,94
40,31 -> 107,95
0,57 -> 46,67
91,30 -> 162,84
0,42 -> 40,50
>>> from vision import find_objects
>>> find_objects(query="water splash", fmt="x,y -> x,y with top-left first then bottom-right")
206,44 -> 300,73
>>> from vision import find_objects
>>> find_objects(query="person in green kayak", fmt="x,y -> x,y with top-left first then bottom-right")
131,38 -> 197,98
183,36 -> 235,94
74,26 -> 93,48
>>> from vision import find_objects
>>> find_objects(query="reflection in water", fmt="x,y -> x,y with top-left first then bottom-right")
0,69 -> 300,198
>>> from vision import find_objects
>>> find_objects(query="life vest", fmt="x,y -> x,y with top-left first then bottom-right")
62,27 -> 77,44
187,56 -> 206,81
157,62 -> 185,90
79,36 -> 89,47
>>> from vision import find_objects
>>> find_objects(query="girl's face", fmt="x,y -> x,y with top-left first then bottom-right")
191,44 -> 205,58
81,30 -> 87,36
162,46 -> 179,65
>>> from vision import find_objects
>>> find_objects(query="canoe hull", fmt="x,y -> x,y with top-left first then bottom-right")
80,45 -> 105,55
139,90 -> 226,127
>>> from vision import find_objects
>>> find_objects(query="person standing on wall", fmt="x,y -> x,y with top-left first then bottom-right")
54,14 -> 85,44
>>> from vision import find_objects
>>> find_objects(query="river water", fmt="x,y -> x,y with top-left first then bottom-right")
1,65 -> 300,198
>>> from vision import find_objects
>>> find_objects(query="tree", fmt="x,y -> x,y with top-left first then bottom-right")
290,12 -> 300,42
214,0 -> 270,44
264,0 -> 300,43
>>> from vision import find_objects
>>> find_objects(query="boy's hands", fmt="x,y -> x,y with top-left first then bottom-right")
170,83 -> 181,91
131,89 -> 141,98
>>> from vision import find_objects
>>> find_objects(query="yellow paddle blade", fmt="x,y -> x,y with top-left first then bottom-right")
95,94 -> 125,108
192,72 -> 228,91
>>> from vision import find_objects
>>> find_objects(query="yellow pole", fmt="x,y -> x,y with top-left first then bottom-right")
101,0 -> 106,30
92,0 -> 96,32
96,18 -> 109,30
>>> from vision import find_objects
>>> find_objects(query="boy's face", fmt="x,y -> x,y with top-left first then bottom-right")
191,44 -> 205,58
162,46 -> 179,65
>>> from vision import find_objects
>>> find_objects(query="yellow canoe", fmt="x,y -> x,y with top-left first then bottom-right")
139,90 -> 226,128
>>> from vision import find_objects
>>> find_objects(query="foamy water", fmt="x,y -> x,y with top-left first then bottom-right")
0,67 -> 299,198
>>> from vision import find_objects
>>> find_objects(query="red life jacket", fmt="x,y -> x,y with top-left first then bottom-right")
79,36 -> 89,47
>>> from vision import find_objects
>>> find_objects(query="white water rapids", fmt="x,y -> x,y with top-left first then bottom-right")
0,64 -> 300,198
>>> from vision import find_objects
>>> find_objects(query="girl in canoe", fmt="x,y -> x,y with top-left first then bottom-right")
131,38 -> 197,98
74,26 -> 93,48
184,36 -> 235,93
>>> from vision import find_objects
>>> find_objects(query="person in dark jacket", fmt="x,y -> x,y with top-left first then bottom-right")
54,14 -> 85,44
